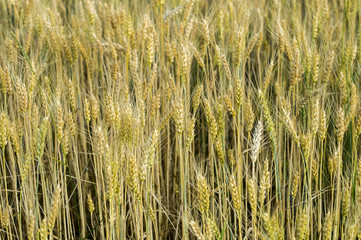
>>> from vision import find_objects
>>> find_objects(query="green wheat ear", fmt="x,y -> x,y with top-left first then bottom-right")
11,31 -> 35,74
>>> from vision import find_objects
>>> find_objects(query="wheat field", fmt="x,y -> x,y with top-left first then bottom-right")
0,0 -> 361,239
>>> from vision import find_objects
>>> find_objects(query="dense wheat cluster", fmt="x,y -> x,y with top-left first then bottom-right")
1,0 -> 361,239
